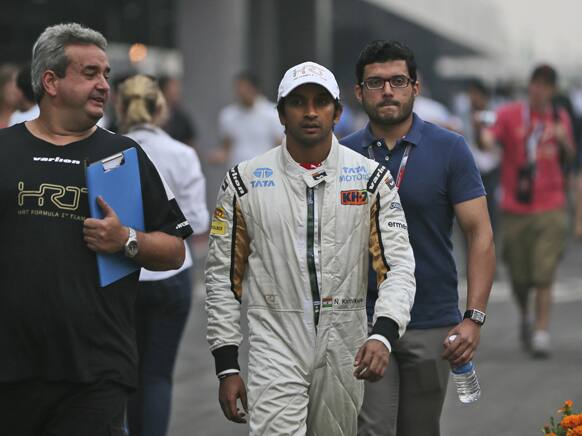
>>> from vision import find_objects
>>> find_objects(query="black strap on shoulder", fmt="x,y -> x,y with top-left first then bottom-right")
228,165 -> 248,197
367,164 -> 388,194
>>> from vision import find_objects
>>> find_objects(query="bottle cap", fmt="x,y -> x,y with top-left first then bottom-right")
452,361 -> 474,374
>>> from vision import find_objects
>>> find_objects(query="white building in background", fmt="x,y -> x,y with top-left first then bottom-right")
365,0 -> 582,86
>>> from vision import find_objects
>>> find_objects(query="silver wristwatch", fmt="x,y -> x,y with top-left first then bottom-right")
124,227 -> 139,258
463,309 -> 486,326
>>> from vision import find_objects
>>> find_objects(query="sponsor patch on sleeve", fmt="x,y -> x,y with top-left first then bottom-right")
210,220 -> 228,236
228,165 -> 248,197
367,165 -> 388,193
387,220 -> 407,230
341,189 -> 368,205
385,172 -> 396,190
213,207 -> 226,220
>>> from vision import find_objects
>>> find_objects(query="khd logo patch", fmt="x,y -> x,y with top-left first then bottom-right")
340,189 -> 368,205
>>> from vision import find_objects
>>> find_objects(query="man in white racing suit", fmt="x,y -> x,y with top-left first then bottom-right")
206,61 -> 416,435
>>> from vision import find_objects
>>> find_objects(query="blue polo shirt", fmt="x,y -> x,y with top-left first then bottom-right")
341,113 -> 485,329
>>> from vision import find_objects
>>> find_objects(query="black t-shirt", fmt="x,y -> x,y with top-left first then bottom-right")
0,124 -> 193,388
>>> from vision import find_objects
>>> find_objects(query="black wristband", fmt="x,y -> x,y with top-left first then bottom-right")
370,316 -> 399,344
212,345 -> 240,375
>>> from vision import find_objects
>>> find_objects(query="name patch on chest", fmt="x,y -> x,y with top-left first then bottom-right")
341,189 -> 368,205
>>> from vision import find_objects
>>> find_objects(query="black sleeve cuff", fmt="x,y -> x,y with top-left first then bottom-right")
371,317 -> 400,344
211,345 -> 240,375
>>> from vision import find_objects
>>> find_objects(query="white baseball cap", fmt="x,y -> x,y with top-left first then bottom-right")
277,61 -> 340,102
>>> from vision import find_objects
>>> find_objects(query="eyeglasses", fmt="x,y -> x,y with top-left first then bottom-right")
361,75 -> 414,90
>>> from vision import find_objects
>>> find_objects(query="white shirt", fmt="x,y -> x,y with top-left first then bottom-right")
126,125 -> 209,281
218,96 -> 283,167
414,96 -> 462,131
8,105 -> 39,126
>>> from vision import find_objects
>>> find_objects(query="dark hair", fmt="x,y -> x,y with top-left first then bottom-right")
530,64 -> 558,87
467,78 -> 490,97
355,40 -> 417,85
16,63 -> 35,102
235,71 -> 259,89
157,75 -> 175,93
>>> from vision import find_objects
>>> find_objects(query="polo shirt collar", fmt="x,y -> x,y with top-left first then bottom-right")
361,112 -> 425,149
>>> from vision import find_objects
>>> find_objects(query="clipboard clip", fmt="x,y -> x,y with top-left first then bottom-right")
101,152 -> 126,172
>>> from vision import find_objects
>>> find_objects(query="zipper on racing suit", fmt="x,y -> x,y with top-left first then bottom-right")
306,186 -> 321,329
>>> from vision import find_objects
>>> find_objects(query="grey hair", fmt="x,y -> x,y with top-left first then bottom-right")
31,23 -> 107,102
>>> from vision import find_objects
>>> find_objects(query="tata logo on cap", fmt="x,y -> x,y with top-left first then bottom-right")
253,167 -> 273,178
341,189 -> 368,205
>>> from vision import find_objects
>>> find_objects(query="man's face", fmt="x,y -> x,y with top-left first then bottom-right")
355,60 -> 418,127
162,78 -> 181,107
53,44 -> 110,121
528,79 -> 555,109
2,72 -> 21,110
279,83 -> 341,148
235,79 -> 258,107
468,88 -> 488,111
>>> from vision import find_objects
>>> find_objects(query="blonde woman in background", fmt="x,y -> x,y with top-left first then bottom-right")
117,75 -> 209,436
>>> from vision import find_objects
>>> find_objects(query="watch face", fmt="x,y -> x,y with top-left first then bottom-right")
473,311 -> 485,324
126,241 -> 138,257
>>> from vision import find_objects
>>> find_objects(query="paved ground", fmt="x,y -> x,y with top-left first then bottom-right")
167,237 -> 582,436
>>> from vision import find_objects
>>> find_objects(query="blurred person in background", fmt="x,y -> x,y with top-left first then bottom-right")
334,85 -> 364,138
480,64 -> 576,357
413,72 -> 462,133
159,75 -> 198,148
208,71 -> 283,167
342,40 -> 495,436
117,74 -> 209,436
459,79 -> 501,232
9,63 -> 40,126
0,64 -> 20,128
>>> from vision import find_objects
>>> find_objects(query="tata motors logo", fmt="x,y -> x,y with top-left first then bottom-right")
341,189 -> 368,205
253,167 -> 273,178
340,166 -> 368,183
251,167 -> 275,188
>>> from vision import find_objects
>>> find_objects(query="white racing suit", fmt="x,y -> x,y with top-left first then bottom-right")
206,137 -> 415,435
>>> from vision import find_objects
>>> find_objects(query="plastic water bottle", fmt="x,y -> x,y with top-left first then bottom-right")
448,335 -> 481,403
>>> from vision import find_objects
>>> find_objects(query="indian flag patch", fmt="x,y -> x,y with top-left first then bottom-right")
322,297 -> 333,309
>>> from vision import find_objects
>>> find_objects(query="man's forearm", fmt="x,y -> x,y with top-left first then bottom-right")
134,230 -> 185,271
465,229 -> 495,311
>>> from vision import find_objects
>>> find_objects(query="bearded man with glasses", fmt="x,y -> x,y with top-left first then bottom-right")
341,40 -> 495,436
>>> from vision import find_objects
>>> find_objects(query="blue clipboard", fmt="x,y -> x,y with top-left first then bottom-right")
86,147 -> 145,287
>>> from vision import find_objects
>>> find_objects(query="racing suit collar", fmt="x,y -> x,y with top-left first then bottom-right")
281,135 -> 339,187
